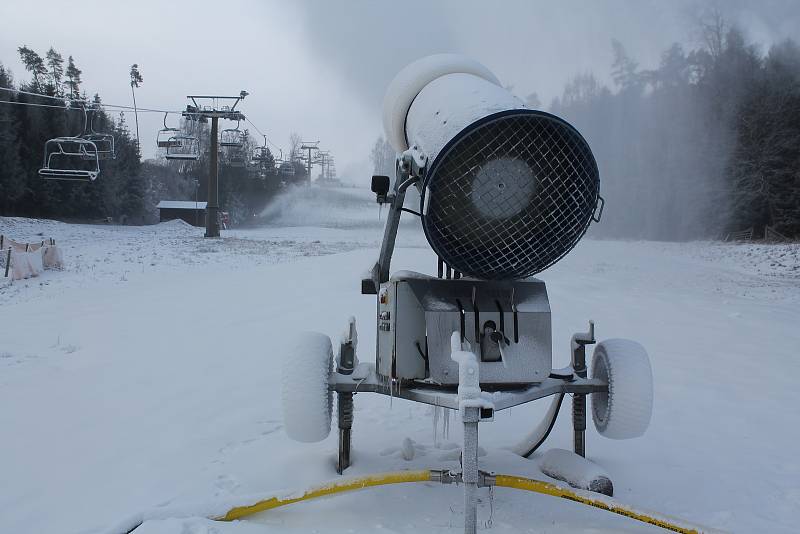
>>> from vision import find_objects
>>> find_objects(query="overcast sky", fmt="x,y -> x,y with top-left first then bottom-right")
1,0 -> 798,182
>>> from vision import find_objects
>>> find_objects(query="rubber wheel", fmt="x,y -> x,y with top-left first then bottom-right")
282,332 -> 334,443
591,339 -> 653,439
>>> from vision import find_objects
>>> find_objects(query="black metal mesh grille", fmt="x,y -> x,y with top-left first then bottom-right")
421,110 -> 599,280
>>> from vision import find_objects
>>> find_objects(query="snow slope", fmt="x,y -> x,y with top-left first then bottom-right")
1,187 -> 798,534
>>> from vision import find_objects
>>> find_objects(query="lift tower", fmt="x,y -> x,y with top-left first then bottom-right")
317,150 -> 330,181
183,91 -> 247,238
300,141 -> 319,186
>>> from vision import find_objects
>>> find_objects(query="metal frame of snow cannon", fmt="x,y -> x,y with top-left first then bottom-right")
330,148 -> 606,469
322,149 -> 610,534
299,55 -> 652,534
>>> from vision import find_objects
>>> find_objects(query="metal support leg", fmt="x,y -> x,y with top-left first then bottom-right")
572,393 -> 586,457
462,406 -> 480,534
337,318 -> 356,474
337,391 -> 353,474
571,321 -> 595,458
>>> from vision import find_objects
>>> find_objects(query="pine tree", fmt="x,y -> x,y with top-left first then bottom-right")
129,64 -> 143,153
0,64 -> 25,214
611,39 -> 643,92
64,55 -> 82,98
17,46 -> 47,90
45,47 -> 64,95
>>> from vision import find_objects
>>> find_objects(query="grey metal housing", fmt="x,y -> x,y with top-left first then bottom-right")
377,275 -> 551,385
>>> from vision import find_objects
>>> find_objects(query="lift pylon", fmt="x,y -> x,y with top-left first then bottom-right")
182,91 -> 248,238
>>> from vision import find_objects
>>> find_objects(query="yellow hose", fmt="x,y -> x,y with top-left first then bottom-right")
215,470 -> 432,521
494,474 -> 702,534
212,470 -> 709,533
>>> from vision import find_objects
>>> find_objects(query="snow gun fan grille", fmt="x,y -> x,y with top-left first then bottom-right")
421,110 -> 600,280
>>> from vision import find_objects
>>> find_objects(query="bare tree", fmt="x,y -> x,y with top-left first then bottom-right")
690,6 -> 727,60
370,136 -> 395,177
288,132 -> 302,162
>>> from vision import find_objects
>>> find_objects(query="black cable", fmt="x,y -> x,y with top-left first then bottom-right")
401,207 -> 421,217
0,86 -> 184,113
0,99 -> 72,110
521,392 -> 565,458
245,118 -> 281,151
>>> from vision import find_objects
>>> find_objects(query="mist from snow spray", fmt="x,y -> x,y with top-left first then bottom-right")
551,65 -> 733,241
257,184 -> 425,233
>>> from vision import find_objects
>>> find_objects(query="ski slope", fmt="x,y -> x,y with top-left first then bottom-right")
1,186 -> 798,534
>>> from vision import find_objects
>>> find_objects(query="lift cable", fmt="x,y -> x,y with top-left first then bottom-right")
0,98 -> 82,111
245,117 -> 281,151
1,87 -> 287,156
0,86 -> 186,115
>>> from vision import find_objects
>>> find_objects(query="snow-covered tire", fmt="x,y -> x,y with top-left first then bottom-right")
591,339 -> 653,440
282,332 -> 334,443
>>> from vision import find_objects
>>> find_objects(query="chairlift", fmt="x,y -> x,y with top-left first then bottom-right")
250,136 -> 275,173
157,113 -> 181,148
228,150 -> 247,167
39,105 -> 100,181
279,160 -> 296,176
165,134 -> 200,161
82,105 -> 115,160
251,146 -> 270,164
220,121 -> 245,148
39,138 -> 100,181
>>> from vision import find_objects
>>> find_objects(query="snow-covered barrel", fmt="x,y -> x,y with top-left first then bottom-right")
383,54 -> 601,280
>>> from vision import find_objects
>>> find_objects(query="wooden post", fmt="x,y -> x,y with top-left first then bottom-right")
4,247 -> 10,278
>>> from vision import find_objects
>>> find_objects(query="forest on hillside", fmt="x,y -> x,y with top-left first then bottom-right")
0,47 -> 307,225
552,17 -> 800,241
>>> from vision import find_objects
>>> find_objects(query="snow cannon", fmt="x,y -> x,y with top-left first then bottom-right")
282,54 -> 654,534
384,54 -> 602,280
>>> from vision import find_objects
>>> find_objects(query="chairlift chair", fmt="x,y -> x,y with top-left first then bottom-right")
39,105 -> 101,181
220,121 -> 245,148
252,146 -> 275,172
157,113 -> 182,148
228,149 -> 246,167
279,160 -> 296,176
39,137 -> 100,181
165,134 -> 200,161
83,132 -> 115,159
251,146 -> 269,164
82,105 -> 115,160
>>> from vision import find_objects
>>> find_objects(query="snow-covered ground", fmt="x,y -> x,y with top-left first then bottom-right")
1,186 -> 798,534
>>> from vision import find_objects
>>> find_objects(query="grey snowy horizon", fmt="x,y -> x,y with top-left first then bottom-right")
0,0 -> 797,181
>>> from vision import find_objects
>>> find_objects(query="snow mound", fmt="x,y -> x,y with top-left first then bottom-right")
157,218 -> 195,229
538,448 -> 611,493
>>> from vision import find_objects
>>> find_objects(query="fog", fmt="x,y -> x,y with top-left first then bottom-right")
1,0 -> 798,237
2,1 -> 795,177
